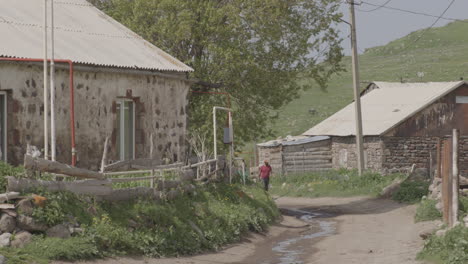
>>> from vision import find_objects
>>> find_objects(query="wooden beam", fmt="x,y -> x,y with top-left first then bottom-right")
0,192 -> 20,203
100,137 -> 109,173
24,155 -> 105,180
7,177 -> 112,196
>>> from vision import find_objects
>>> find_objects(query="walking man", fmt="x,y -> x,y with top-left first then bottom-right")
258,160 -> 272,191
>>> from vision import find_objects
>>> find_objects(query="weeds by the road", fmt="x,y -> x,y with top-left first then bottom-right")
270,169 -> 404,198
415,198 -> 442,222
391,180 -> 430,204
418,225 -> 468,264
0,183 -> 279,263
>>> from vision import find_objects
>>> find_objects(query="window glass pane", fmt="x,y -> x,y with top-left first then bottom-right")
117,101 -> 134,160
128,102 -> 134,159
116,102 -> 121,160
0,95 -> 5,161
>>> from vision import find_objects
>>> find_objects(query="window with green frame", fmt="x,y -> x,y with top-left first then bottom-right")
116,100 -> 135,160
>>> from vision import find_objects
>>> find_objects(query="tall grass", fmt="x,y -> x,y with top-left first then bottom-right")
270,169 -> 404,198
0,183 -> 279,263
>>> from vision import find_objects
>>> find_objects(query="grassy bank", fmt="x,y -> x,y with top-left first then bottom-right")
418,225 -> 468,264
416,197 -> 468,264
269,169 -> 404,198
0,172 -> 279,263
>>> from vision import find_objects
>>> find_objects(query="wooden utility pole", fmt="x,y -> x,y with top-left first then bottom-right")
451,129 -> 459,227
349,0 -> 365,175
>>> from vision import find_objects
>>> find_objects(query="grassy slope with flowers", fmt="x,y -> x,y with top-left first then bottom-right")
0,162 -> 279,264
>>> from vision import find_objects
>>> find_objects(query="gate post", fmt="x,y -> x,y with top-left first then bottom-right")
451,129 -> 459,227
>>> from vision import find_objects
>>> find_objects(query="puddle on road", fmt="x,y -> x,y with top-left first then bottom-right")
267,208 -> 335,264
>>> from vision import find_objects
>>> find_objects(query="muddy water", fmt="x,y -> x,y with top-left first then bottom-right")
263,208 -> 336,264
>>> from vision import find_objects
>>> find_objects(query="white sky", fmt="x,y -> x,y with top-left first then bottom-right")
338,0 -> 468,54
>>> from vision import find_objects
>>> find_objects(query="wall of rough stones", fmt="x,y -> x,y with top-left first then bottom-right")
381,137 -> 438,173
330,136 -> 383,171
0,62 -> 190,169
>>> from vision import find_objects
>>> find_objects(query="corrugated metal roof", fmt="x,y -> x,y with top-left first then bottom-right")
303,81 -> 466,137
0,0 -> 193,72
258,136 -> 330,147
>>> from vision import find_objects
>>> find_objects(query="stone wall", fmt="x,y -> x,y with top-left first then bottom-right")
381,137 -> 438,172
0,62 -> 190,169
457,137 -> 468,177
330,136 -> 383,171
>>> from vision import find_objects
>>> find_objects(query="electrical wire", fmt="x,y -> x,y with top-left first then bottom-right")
411,0 -> 457,44
360,0 -> 467,23
403,0 -> 457,49
358,0 -> 393,12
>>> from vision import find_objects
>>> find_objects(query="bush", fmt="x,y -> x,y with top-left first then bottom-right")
32,191 -> 93,226
392,180 -> 429,203
418,225 -> 468,264
0,161 -> 24,192
415,198 -> 442,222
3,183 -> 279,263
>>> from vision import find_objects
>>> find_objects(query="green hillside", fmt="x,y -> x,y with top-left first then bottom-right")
271,20 -> 468,138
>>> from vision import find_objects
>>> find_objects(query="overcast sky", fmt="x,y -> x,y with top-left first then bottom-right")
338,0 -> 468,54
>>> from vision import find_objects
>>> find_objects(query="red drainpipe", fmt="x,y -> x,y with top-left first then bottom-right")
0,57 -> 76,166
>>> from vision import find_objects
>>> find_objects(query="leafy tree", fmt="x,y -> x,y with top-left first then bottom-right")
92,0 -> 343,148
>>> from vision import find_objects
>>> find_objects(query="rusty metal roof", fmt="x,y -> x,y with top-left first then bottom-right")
258,135 -> 330,147
303,81 -> 466,137
0,0 -> 193,72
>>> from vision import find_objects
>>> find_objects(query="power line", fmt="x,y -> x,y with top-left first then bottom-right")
360,0 -> 467,23
358,0 -> 392,12
410,0 -> 457,44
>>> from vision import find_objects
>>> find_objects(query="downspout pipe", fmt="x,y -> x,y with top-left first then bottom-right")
0,57 -> 76,166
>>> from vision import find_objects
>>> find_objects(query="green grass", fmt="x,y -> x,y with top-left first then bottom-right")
415,198 -> 442,222
418,225 -> 468,264
268,20 -> 468,138
269,169 -> 403,198
391,180 -> 430,204
0,183 -> 279,263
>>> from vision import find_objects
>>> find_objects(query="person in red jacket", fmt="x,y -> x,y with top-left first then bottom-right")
258,160 -> 272,191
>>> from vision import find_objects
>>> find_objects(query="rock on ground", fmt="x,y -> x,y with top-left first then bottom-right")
11,231 -> 32,248
16,215 -> 47,232
0,233 -> 11,248
46,224 -> 71,239
0,255 -> 5,264
0,214 -> 16,233
16,199 -> 34,216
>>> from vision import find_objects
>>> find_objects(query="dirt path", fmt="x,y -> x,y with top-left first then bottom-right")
276,196 -> 440,264
55,196 -> 440,264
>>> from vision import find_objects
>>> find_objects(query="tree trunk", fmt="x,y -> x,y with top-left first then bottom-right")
24,155 -> 105,180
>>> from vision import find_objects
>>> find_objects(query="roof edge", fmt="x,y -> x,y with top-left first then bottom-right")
379,80 -> 466,136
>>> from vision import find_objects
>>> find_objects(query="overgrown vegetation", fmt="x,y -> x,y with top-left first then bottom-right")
270,169 -> 403,198
0,161 -> 25,192
0,183 -> 279,263
415,198 -> 442,222
391,181 -> 430,204
418,225 -> 468,264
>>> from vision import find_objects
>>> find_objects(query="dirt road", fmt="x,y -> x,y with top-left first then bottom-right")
56,196 -> 440,264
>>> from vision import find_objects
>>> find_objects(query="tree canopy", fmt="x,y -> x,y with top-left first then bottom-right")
93,0 -> 343,146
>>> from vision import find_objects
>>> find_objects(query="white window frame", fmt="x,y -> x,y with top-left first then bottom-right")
117,99 -> 135,161
0,92 -> 7,162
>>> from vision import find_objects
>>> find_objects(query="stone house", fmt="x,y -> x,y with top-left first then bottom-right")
303,81 -> 468,176
0,0 -> 193,169
258,81 -> 468,176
